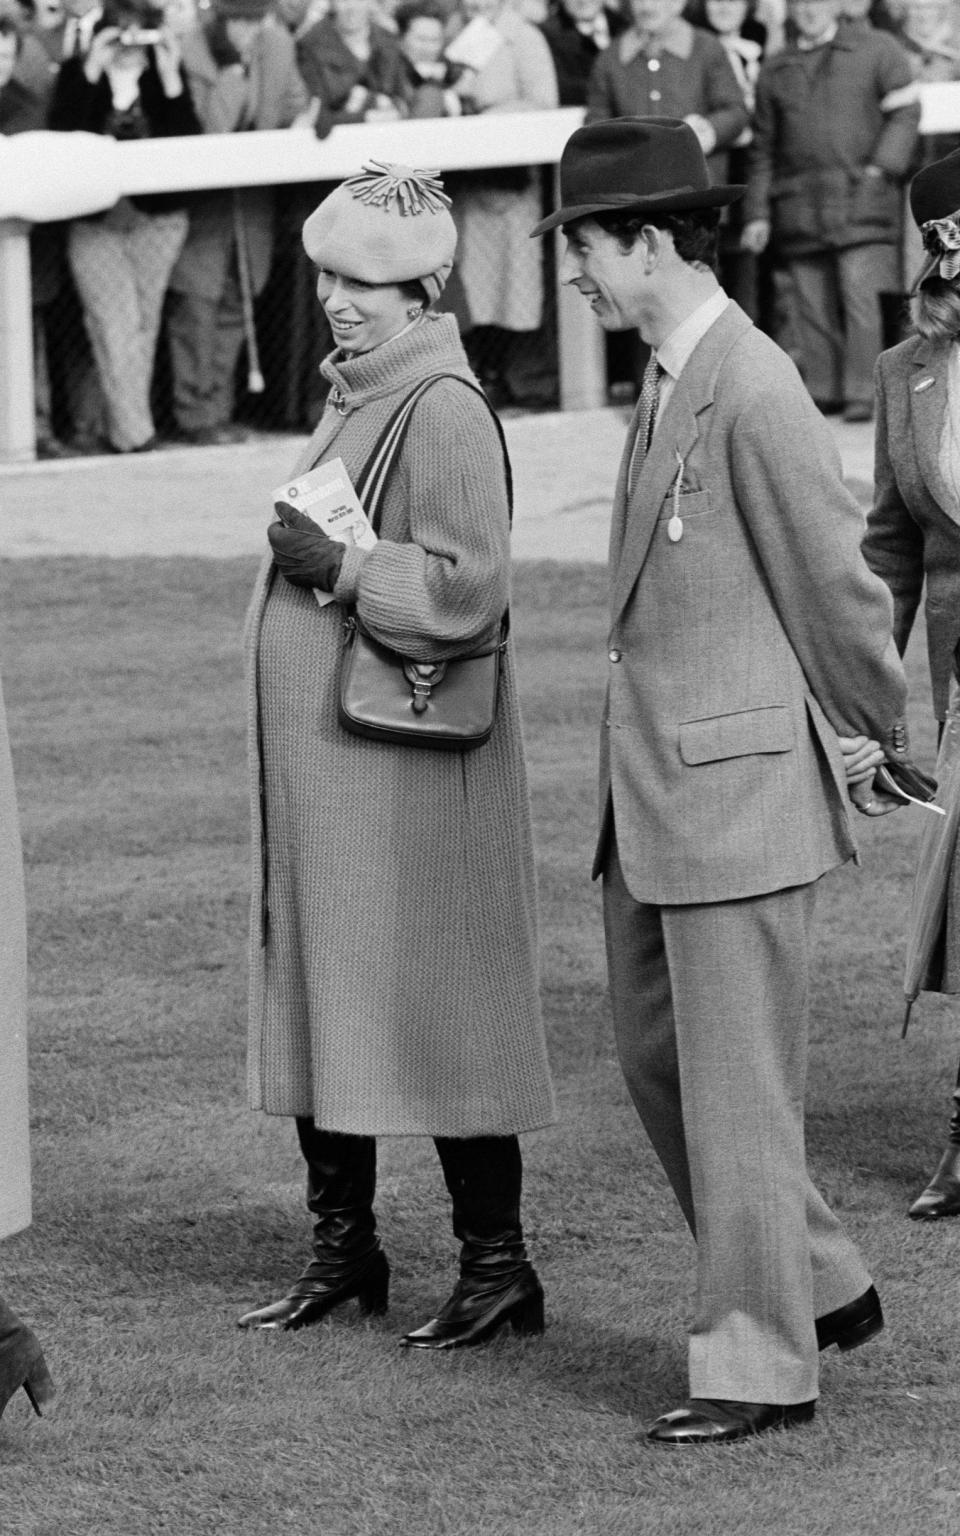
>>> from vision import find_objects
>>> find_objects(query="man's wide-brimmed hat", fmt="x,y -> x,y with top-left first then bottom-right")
530,117 -> 745,237
303,161 -> 457,302
909,147 -> 960,291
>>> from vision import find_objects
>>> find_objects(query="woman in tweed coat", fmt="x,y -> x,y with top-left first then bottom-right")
864,147 -> 960,1223
238,164 -> 556,1348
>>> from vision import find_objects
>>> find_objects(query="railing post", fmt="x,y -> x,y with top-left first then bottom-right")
0,220 -> 35,463
553,167 -> 606,412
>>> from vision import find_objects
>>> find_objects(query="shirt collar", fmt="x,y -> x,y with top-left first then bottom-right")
655,288 -> 729,383
796,21 -> 839,50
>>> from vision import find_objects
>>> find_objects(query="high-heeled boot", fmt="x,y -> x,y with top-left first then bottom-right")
401,1135 -> 544,1350
909,1070 -> 960,1220
0,1297 -> 55,1419
237,1121 -> 389,1330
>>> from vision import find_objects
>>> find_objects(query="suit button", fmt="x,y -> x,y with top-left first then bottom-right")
648,57 -> 660,71
650,90 -> 661,102
608,649 -> 622,663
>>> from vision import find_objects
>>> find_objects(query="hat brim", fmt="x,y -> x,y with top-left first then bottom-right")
530,184 -> 746,237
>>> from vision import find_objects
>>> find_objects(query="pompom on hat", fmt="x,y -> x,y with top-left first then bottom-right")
302,162 -> 458,303
909,147 -> 960,291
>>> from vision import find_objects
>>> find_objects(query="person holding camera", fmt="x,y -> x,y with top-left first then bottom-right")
49,0 -> 201,453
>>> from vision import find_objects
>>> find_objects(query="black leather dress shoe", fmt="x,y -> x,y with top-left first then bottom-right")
815,1284 -> 884,1352
647,1398 -> 816,1446
908,1145 -> 960,1220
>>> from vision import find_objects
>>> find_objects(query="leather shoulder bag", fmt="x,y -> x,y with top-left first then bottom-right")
338,372 -> 512,752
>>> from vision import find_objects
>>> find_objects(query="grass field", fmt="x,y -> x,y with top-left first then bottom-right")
1,555 -> 959,1536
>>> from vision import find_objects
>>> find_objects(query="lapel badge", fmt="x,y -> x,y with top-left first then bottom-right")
914,376 -> 936,393
666,452 -> 685,543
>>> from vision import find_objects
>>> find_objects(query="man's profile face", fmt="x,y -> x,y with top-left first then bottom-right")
630,0 -> 684,38
560,218 -> 649,332
562,0 -> 604,24
787,0 -> 838,42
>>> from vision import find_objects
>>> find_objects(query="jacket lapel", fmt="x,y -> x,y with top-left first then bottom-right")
609,302 -> 753,624
909,338 -> 959,525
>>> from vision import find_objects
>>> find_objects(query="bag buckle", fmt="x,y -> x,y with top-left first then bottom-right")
404,660 -> 446,714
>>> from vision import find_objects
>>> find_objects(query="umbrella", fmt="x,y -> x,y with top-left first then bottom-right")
903,707 -> 960,1035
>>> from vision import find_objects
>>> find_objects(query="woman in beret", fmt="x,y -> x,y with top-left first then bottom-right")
864,146 -> 960,1221
238,164 -> 556,1349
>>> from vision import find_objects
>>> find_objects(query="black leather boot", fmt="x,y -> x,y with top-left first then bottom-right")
909,1072 -> 960,1221
401,1135 -> 544,1350
0,1297 -> 55,1419
238,1121 -> 389,1330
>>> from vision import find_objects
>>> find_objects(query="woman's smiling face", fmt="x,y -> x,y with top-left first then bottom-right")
316,268 -> 416,354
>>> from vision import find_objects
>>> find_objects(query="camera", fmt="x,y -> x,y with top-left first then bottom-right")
118,26 -> 162,44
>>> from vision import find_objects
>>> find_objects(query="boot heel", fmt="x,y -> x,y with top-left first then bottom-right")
509,1288 -> 545,1336
356,1253 -> 390,1317
21,1358 -> 55,1418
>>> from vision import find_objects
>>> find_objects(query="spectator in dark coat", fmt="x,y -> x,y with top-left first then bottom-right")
743,0 -> 919,421
0,8 -> 70,456
395,0 -> 462,117
539,0 -> 625,107
585,0 -> 748,186
166,0 -> 309,444
0,7 -> 39,130
297,0 -> 404,137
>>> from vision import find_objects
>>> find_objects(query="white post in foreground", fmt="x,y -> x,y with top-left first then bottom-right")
0,221 -> 35,464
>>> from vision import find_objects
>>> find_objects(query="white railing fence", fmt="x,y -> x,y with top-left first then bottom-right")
2,88 -> 959,461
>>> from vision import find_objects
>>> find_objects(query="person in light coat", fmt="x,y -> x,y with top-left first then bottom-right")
238,163 -> 556,1350
0,664 -> 55,1424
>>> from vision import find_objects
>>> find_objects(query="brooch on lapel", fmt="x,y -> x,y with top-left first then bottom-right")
914,377 -> 936,393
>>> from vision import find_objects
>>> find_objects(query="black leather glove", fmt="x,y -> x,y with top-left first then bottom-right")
268,520 -> 345,593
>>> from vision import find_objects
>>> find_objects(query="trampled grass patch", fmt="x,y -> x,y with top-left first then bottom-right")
0,557 -> 958,1535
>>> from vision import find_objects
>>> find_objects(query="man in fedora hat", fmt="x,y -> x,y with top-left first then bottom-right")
533,116 -> 910,1444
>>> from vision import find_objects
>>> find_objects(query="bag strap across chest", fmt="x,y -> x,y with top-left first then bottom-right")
354,372 -> 514,538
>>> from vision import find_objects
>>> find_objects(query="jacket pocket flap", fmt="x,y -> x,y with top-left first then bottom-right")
679,706 -> 794,765
658,490 -> 712,521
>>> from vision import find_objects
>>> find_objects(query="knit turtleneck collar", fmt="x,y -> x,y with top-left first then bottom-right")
320,313 -> 475,412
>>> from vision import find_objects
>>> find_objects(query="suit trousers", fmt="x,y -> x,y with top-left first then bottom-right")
602,839 -> 871,1403
788,242 -> 899,410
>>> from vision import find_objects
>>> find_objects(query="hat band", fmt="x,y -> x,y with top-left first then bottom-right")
565,185 -> 704,209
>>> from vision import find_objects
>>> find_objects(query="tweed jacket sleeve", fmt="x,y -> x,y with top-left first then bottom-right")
727,361 -> 907,742
334,380 -> 511,663
861,354 -> 926,659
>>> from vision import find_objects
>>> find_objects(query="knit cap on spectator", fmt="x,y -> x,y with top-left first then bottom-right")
273,458 -> 377,608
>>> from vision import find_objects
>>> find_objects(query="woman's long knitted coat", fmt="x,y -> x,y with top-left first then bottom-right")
244,314 -> 556,1137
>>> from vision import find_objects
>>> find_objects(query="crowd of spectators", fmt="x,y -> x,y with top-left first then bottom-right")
0,0 -> 953,450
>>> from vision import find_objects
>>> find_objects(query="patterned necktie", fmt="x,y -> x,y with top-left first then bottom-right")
629,354 -> 663,493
